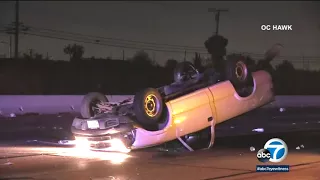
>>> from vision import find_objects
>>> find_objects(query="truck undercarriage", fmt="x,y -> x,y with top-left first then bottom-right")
70,44 -> 282,153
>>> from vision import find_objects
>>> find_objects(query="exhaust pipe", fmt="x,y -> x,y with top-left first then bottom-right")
256,43 -> 284,73
264,43 -> 284,62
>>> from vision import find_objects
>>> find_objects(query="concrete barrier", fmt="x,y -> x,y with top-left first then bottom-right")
0,95 -> 133,116
0,95 -> 319,116
264,96 -> 320,108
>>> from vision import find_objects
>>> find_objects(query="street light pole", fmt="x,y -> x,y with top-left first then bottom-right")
15,0 -> 20,59
9,35 -> 12,58
208,8 -> 229,35
0,41 -> 11,58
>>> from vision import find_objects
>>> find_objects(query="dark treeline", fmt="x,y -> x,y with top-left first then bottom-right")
0,50 -> 319,95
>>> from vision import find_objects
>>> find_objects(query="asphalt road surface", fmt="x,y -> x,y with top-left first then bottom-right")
0,107 -> 320,180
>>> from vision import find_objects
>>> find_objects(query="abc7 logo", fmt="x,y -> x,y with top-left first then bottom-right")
257,149 -> 271,162
257,138 -> 288,163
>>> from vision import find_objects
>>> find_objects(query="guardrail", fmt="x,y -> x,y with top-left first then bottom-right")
0,95 -> 320,116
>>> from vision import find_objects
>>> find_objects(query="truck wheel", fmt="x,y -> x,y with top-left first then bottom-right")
80,92 -> 108,118
225,55 -> 252,87
133,88 -> 164,126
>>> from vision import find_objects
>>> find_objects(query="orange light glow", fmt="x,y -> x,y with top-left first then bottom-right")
56,148 -> 131,164
28,141 -> 131,165
74,137 -> 90,149
174,116 -> 186,124
74,137 -> 131,154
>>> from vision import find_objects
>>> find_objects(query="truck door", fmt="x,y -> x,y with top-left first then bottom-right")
168,88 -> 214,137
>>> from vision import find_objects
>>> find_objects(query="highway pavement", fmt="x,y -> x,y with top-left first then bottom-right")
0,107 -> 320,180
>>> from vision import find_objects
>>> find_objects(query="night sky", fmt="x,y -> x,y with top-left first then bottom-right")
0,1 -> 319,67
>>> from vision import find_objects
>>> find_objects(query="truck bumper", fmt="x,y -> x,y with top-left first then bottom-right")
71,116 -> 136,153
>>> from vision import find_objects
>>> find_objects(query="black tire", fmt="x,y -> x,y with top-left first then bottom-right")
225,55 -> 252,87
133,88 -> 164,126
80,92 -> 108,118
173,61 -> 199,83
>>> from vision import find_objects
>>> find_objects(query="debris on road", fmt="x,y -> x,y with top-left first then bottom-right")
157,147 -> 169,152
292,123 -> 296,125
1,161 -> 13,166
296,146 -> 300,150
279,108 -> 286,112
58,140 -> 76,145
26,140 -> 38,143
250,146 -> 255,152
230,126 -> 235,129
300,144 -> 305,148
9,113 -> 16,118
252,128 -> 264,133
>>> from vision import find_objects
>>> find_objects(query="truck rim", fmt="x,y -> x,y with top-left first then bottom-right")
144,94 -> 160,117
235,61 -> 248,81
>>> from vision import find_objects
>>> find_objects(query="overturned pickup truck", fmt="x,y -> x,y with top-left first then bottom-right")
71,44 -> 282,153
